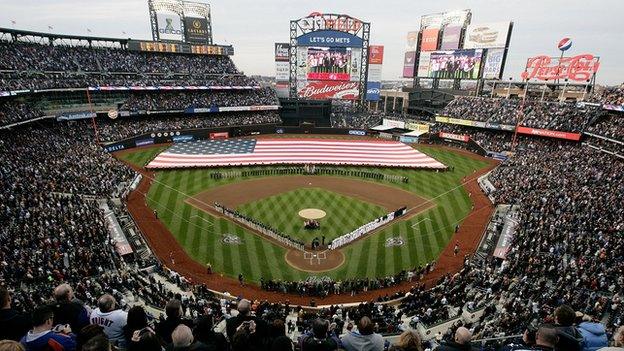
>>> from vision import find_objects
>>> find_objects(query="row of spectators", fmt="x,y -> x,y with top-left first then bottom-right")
440,96 -> 601,132
119,89 -> 278,111
0,100 -> 44,126
0,72 -> 258,92
586,112 -> 624,141
589,85 -> 624,105
97,112 -> 282,142
0,42 -> 238,75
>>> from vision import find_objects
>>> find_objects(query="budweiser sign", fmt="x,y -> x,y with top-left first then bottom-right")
298,81 -> 359,100
521,54 -> 600,82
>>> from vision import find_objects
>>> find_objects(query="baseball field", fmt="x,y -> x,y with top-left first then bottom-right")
117,142 -> 491,285
117,141 -> 492,288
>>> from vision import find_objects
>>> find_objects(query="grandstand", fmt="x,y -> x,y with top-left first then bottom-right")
0,3 -> 623,351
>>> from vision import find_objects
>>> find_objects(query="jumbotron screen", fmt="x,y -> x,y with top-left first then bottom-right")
306,47 -> 352,81
427,49 -> 483,79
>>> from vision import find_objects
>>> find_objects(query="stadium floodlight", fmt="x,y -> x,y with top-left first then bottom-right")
182,1 -> 210,18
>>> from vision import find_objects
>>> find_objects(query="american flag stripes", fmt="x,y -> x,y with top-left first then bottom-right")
146,138 -> 446,169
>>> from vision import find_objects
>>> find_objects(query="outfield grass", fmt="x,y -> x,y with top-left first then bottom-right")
237,188 -> 388,243
117,145 -> 169,167
121,144 -> 490,282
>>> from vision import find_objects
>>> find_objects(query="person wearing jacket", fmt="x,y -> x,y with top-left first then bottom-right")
435,327 -> 477,351
554,305 -> 583,351
0,287 -> 31,342
20,306 -> 76,351
298,318 -> 340,351
578,320 -> 608,351
598,325 -> 624,350
341,316 -> 384,351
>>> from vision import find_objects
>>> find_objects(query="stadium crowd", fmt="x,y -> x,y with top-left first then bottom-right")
119,89 -> 278,112
586,112 -> 624,141
589,85 -> 624,106
97,112 -> 281,142
440,96 -> 601,132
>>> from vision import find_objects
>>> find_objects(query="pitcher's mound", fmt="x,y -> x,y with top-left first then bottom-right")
298,208 -> 326,220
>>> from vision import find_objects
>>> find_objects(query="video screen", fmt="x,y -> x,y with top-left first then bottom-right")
428,49 -> 483,79
306,47 -> 352,81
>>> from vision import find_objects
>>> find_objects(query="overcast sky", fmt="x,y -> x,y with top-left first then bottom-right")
1,0 -> 623,85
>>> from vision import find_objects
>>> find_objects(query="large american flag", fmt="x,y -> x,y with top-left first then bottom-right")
146,138 -> 447,169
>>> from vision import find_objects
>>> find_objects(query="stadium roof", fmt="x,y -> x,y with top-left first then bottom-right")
0,27 -> 130,45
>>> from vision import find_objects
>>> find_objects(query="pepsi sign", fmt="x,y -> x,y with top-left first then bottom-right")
558,38 -> 572,51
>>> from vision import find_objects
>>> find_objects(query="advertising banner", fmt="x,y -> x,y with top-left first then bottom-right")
184,17 -> 210,43
427,49 -> 483,79
521,54 -> 600,82
405,122 -> 430,133
275,61 -> 289,81
135,138 -> 155,147
156,12 -> 183,41
275,42 -> 290,61
493,215 -> 517,259
482,48 -> 505,79
368,64 -> 382,82
406,31 -> 419,51
297,30 -> 363,48
403,51 -> 417,78
369,45 -> 384,64
464,22 -> 511,49
420,10 -> 471,29
365,82 -> 381,101
440,25 -> 462,50
516,126 -> 581,141
172,135 -> 194,143
383,118 -> 406,129
421,28 -> 440,51
297,81 -> 359,100
349,130 -> 366,136
275,82 -> 289,98
56,111 -> 96,121
439,132 -> 469,142
417,52 -> 432,77
209,132 -> 229,139
400,136 -> 419,143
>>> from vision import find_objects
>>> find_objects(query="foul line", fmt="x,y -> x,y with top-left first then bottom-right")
191,215 -> 214,227
411,218 -> 432,228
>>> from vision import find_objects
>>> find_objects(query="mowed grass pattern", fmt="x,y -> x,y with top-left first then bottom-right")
123,144 -> 490,282
237,188 -> 388,243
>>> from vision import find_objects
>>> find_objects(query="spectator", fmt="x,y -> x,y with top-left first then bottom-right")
0,287 -> 31,342
299,318 -> 340,351
156,299 -> 193,345
75,325 -> 107,351
124,306 -> 150,345
81,335 -> 112,351
434,327 -> 475,351
51,284 -> 90,334
168,325 -> 205,351
89,294 -> 127,348
193,316 -> 228,351
598,326 -> 624,350
389,329 -> 423,351
20,306 -> 76,351
553,305 -> 583,351
578,316 -> 609,351
341,316 -> 384,351
128,327 -> 163,351
225,299 -> 265,342
0,341 -> 25,351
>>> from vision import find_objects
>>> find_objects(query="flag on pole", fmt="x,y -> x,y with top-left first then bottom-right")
48,25 -> 53,30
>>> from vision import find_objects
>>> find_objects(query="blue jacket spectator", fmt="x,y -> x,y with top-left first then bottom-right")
579,322 -> 609,351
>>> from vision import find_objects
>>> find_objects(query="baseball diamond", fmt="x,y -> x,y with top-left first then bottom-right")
116,142 -> 493,286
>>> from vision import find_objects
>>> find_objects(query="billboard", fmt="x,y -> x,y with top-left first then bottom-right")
482,48 -> 505,79
417,52 -> 432,77
184,17 -> 210,43
464,22 -> 511,49
521,54 -> 600,82
297,30 -> 363,48
366,81 -> 381,101
275,61 -> 289,81
406,31 -> 419,51
369,45 -> 384,64
427,49 -> 483,79
421,28 -> 440,51
368,64 -> 382,81
516,126 -> 581,141
306,47 -> 352,81
403,51 -> 417,78
420,10 -> 471,29
440,26 -> 462,50
275,42 -> 290,61
297,81 -> 359,100
439,132 -> 469,142
156,12 -> 183,41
